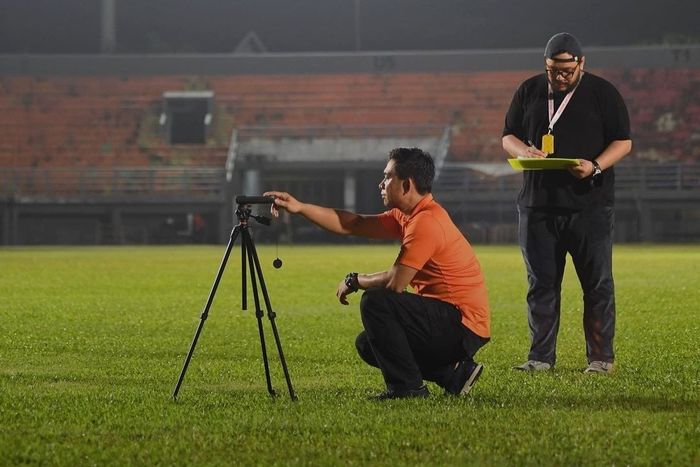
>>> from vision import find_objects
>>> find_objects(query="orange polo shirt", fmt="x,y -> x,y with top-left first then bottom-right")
375,194 -> 490,338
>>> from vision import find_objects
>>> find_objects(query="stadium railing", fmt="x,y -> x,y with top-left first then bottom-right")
434,161 -> 700,195
2,161 -> 699,201
0,167 -> 225,200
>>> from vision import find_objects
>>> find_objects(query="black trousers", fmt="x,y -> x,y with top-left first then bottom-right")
355,287 -> 488,392
518,206 -> 616,365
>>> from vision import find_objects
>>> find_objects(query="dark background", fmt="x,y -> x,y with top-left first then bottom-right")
1,0 -> 698,54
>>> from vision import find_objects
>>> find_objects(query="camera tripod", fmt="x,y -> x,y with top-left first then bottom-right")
172,196 -> 297,401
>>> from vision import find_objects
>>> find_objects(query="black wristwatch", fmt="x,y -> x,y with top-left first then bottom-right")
344,272 -> 359,293
591,160 -> 602,178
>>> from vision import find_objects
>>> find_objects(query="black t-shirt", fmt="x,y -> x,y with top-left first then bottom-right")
503,72 -> 631,210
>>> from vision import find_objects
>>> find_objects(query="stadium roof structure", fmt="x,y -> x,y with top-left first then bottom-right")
1,0 -> 698,54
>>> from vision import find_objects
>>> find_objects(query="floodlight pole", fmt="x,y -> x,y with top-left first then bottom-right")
172,204 -> 296,401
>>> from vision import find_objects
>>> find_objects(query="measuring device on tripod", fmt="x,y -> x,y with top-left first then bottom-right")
172,195 -> 297,401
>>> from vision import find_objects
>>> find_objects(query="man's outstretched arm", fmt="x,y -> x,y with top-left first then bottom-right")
264,190 -> 390,238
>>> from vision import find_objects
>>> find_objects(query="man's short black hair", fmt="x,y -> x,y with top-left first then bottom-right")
388,147 -> 435,194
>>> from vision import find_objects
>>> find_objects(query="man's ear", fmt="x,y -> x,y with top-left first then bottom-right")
402,178 -> 411,194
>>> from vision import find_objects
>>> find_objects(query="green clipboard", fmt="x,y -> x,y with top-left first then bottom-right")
508,158 -> 580,170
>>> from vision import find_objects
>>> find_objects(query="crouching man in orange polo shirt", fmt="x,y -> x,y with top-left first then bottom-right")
265,147 -> 490,400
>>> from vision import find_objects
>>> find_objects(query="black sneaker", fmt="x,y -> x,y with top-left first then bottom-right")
370,385 -> 430,401
445,360 -> 483,396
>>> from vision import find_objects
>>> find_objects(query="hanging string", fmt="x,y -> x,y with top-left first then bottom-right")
273,236 -> 282,269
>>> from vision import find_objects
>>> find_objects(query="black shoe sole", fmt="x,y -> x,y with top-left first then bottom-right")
459,363 -> 483,396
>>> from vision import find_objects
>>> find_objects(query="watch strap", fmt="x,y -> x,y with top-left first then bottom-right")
345,272 -> 359,292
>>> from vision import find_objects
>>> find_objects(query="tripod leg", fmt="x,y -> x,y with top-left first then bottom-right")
172,225 -> 242,401
241,229 -> 247,310
248,232 -> 298,401
242,229 -> 276,397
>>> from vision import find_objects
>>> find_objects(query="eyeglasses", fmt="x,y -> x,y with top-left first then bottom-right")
545,63 -> 580,79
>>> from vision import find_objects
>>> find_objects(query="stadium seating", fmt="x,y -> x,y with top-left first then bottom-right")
1,68 -> 698,175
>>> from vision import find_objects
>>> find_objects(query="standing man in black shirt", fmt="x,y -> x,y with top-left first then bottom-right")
502,32 -> 632,374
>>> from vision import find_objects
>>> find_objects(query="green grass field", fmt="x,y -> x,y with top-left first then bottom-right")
1,244 -> 698,465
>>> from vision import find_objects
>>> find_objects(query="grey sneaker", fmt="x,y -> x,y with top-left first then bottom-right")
513,360 -> 552,371
584,361 -> 613,374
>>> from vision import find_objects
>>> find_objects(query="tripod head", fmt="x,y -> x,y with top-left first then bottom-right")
235,195 -> 274,226
235,195 -> 274,205
234,194 -> 281,267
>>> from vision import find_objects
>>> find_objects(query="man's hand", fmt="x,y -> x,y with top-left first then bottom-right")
502,135 -> 546,159
568,159 -> 595,179
520,145 -> 547,159
336,278 -> 356,305
263,191 -> 302,218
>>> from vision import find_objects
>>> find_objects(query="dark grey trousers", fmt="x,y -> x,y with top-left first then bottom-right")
355,287 -> 488,392
518,206 -> 616,365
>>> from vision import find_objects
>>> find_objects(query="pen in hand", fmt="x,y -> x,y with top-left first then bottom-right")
522,140 -> 546,159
